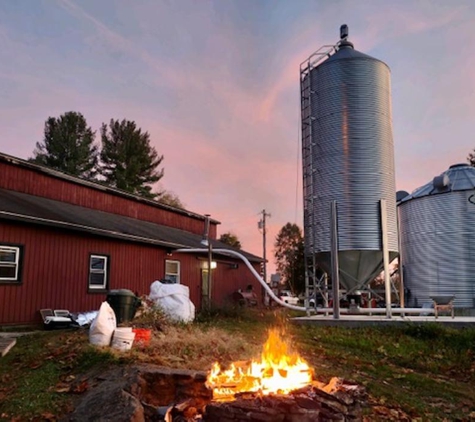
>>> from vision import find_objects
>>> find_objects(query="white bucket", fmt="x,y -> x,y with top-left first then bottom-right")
111,329 -> 135,351
115,327 -> 133,333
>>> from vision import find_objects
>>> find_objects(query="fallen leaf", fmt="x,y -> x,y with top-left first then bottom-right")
73,380 -> 89,394
41,412 -> 56,421
54,383 -> 71,394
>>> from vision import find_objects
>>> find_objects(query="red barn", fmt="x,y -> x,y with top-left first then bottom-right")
0,153 -> 262,326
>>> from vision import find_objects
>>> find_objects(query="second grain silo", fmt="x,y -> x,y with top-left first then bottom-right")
301,26 -> 398,294
398,164 -> 475,309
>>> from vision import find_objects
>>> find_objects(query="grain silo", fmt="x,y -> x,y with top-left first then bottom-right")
398,164 -> 475,309
301,26 -> 398,294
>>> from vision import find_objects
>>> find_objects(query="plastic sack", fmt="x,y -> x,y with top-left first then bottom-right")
149,281 -> 195,323
89,301 -> 117,346
73,311 -> 98,327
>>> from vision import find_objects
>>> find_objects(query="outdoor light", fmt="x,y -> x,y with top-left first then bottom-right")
202,261 -> 217,270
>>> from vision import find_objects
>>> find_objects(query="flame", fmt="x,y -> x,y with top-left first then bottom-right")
206,328 -> 313,401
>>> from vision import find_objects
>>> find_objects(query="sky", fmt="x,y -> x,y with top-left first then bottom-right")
1,0 -> 474,276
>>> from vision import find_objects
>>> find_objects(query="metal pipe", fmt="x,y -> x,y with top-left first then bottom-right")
175,248 -> 309,312
208,242 -> 213,305
201,214 -> 211,310
310,307 -> 435,315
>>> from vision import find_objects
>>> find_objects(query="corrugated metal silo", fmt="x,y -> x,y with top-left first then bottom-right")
301,27 -> 399,292
398,164 -> 475,308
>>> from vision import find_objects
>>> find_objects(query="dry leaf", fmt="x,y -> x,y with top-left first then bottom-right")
41,412 -> 56,421
73,380 -> 89,394
55,383 -> 71,394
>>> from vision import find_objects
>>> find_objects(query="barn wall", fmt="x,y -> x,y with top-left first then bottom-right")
0,222 -> 259,325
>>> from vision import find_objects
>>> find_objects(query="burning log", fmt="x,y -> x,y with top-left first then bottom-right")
207,329 -> 315,401
199,379 -> 364,421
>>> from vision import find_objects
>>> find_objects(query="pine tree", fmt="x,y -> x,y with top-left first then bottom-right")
30,111 -> 98,179
99,119 -> 164,198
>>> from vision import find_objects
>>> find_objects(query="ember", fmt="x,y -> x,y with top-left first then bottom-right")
206,328 -> 313,400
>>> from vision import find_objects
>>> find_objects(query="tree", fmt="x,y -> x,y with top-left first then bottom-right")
157,190 -> 185,209
30,111 -> 98,179
219,232 -> 242,249
99,119 -> 164,198
274,223 -> 305,294
468,148 -> 475,167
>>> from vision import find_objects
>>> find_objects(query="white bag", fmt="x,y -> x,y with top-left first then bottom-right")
89,301 -> 117,346
149,281 -> 195,323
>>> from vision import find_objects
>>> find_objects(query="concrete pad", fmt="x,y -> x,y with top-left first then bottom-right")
292,314 -> 475,329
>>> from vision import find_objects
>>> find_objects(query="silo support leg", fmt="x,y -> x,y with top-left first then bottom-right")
380,199 -> 392,319
330,201 -> 340,320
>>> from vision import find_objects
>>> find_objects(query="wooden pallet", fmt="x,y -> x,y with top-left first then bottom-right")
0,338 -> 17,357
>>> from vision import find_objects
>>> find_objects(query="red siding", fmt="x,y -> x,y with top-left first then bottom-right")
0,161 -> 217,238
0,222 -> 260,325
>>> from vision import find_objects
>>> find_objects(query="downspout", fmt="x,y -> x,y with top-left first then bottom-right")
175,248 -> 309,312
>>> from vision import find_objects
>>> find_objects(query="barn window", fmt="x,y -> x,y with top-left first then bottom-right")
89,255 -> 108,290
0,245 -> 21,282
165,260 -> 180,284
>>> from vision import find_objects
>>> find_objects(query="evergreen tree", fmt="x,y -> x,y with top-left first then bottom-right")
99,119 -> 164,198
31,111 -> 98,179
274,223 -> 305,294
219,232 -> 242,249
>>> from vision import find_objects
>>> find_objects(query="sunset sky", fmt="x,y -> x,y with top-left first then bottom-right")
1,0 -> 474,275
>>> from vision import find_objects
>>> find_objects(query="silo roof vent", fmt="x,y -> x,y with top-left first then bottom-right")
433,174 -> 450,189
340,24 -> 349,40
338,24 -> 354,49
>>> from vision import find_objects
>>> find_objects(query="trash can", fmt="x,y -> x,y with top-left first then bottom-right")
106,289 -> 141,324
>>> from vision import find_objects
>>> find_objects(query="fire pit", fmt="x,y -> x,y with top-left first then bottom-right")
68,329 -> 365,421
201,328 -> 364,421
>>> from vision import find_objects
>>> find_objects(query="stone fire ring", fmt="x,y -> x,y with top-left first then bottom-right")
67,364 -> 365,421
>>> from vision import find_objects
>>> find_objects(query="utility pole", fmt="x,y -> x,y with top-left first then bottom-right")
258,209 -> 271,284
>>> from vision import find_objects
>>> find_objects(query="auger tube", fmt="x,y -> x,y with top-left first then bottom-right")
175,248 -> 309,312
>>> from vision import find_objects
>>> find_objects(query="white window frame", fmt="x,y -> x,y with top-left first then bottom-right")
165,260 -> 180,284
0,245 -> 20,282
89,254 -> 108,290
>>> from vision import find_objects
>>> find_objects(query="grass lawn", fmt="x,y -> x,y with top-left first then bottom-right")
1,308 -> 475,421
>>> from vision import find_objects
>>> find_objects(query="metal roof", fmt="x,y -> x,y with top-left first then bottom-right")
0,152 -> 220,225
399,164 -> 475,203
321,41 -> 389,70
0,188 -> 262,262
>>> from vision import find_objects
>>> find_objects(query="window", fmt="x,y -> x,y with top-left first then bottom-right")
89,255 -> 108,290
165,260 -> 180,284
0,245 -> 21,282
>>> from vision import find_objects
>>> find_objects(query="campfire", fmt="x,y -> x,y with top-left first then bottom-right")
206,328 -> 313,400
198,328 -> 365,421
69,327 -> 366,421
